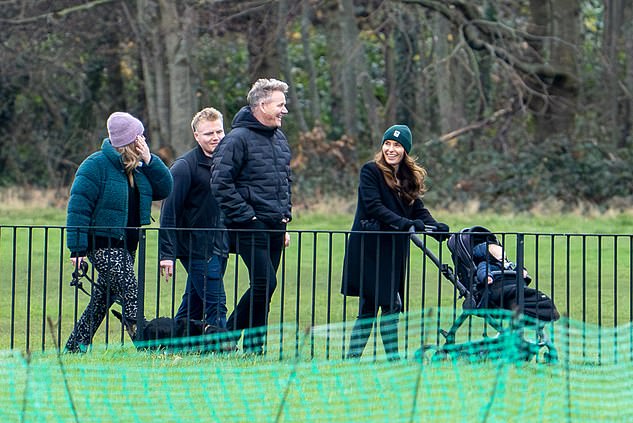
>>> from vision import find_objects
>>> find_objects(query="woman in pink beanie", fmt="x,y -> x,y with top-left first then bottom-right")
65,112 -> 173,353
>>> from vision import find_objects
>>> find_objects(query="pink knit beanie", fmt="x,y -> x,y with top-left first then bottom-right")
106,112 -> 144,147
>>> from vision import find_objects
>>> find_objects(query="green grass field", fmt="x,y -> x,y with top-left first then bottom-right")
2,315 -> 633,422
2,206 -> 633,421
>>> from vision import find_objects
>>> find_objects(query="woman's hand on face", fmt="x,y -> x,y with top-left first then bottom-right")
135,135 -> 151,164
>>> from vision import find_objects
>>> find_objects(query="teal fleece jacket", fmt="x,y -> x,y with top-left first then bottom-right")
66,139 -> 173,254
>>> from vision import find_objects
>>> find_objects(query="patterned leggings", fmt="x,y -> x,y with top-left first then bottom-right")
65,248 -> 138,353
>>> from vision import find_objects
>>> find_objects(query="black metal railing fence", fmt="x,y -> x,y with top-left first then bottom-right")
1,225 -> 632,361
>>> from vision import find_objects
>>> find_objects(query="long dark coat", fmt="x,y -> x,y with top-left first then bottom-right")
341,161 -> 441,309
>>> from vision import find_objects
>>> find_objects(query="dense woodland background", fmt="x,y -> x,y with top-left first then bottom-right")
1,0 -> 632,211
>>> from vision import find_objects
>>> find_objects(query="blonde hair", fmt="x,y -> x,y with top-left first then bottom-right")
191,107 -> 223,133
117,143 -> 141,187
374,149 -> 427,205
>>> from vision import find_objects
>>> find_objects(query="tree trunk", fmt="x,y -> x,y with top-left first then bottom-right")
277,0 -> 307,133
625,6 -> 633,148
603,0 -> 633,148
135,1 -> 195,155
322,0 -> 344,138
528,0 -> 580,142
412,13 -> 434,138
301,0 -> 321,126
246,7 -> 280,81
383,25 -> 397,125
136,0 -> 168,148
339,0 -> 360,140
393,10 -> 417,126
434,14 -> 466,136
358,53 -> 381,145
161,1 -> 195,155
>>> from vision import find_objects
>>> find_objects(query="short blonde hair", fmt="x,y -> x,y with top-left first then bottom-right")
191,107 -> 223,133
247,78 -> 288,107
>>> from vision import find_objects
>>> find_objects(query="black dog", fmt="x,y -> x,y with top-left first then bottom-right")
70,262 -> 234,353
111,309 -> 234,353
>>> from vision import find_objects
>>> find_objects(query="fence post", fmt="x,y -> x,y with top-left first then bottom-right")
516,233 -> 525,314
136,228 -> 146,341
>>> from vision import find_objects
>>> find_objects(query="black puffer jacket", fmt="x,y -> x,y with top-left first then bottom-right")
211,106 -> 292,226
160,145 -> 228,261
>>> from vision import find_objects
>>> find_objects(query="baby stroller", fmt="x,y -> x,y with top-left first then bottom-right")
411,225 -> 559,363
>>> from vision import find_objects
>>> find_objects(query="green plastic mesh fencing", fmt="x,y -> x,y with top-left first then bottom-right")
2,309 -> 633,422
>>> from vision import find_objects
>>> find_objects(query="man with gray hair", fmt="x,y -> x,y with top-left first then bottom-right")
212,78 -> 292,355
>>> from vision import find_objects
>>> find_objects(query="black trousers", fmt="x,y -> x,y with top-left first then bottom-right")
227,220 -> 285,353
347,293 -> 402,360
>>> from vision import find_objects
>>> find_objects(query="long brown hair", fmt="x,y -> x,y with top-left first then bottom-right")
374,149 -> 427,205
117,144 -> 141,187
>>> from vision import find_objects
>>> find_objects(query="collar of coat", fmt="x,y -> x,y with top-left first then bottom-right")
102,138 -> 126,170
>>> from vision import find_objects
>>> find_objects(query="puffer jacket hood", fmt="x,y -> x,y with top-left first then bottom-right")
231,106 -> 276,134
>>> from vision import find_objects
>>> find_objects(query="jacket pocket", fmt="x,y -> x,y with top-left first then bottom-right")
360,218 -> 380,231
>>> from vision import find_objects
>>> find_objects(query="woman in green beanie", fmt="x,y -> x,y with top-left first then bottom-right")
341,124 -> 449,361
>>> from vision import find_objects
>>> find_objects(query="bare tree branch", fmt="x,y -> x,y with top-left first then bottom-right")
399,0 -> 578,84
0,0 -> 118,24
432,105 -> 515,145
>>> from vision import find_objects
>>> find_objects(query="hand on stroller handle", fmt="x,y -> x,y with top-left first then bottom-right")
410,223 -> 437,232
409,219 -> 451,242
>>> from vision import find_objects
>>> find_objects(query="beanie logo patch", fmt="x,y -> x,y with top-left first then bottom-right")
394,130 -> 400,138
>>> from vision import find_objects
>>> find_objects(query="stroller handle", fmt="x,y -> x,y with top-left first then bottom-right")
408,226 -> 469,298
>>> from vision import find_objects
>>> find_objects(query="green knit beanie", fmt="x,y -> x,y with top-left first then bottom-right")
381,124 -> 412,153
